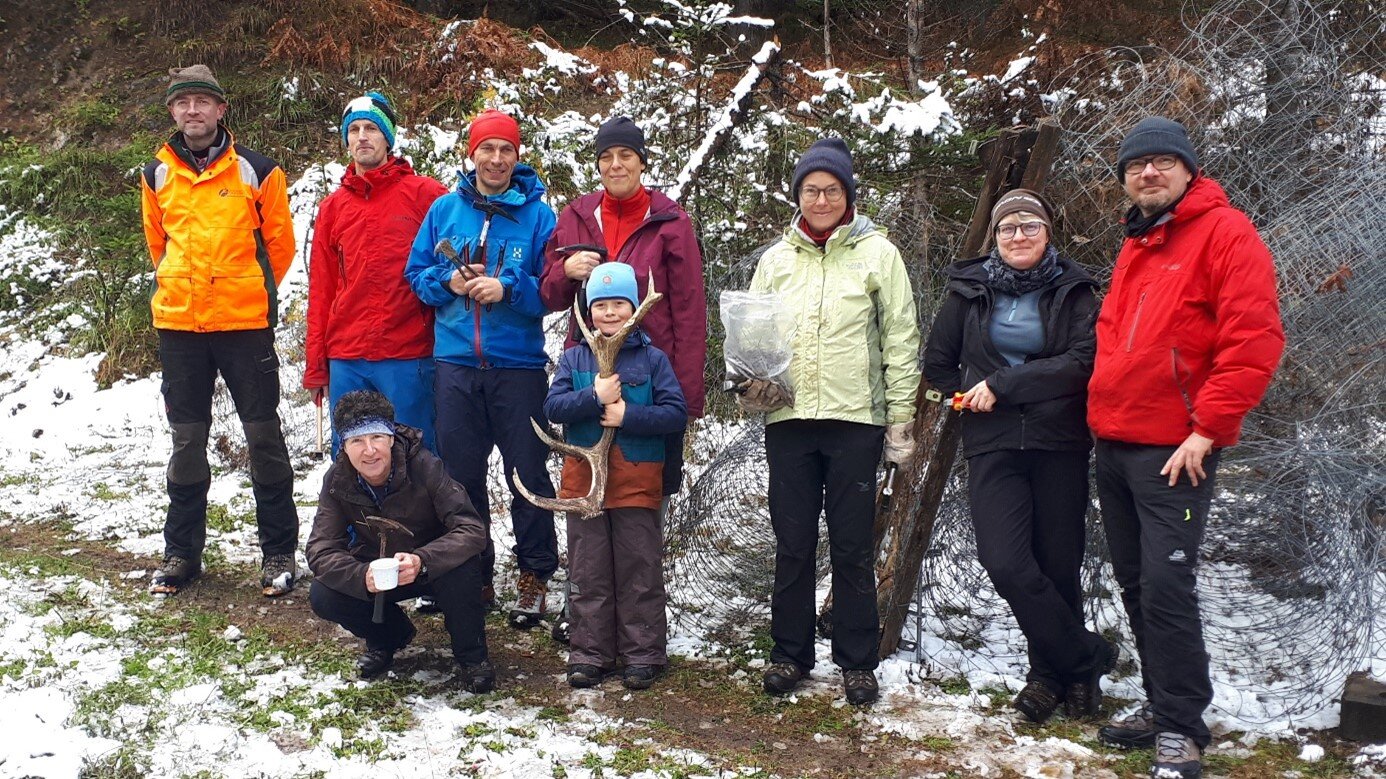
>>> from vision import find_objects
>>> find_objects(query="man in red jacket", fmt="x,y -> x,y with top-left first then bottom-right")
1088,117 -> 1284,779
305,93 -> 448,453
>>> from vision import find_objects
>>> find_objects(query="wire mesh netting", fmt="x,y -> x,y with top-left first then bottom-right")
666,0 -> 1385,725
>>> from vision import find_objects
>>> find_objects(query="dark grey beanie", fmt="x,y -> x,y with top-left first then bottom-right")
595,116 -> 648,165
791,138 -> 856,206
1116,117 -> 1199,180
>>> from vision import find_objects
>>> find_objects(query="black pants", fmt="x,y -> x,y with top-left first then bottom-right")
158,329 -> 296,561
308,556 -> 489,665
765,419 -> 884,672
967,449 -> 1105,691
434,363 -> 558,582
1096,439 -> 1220,749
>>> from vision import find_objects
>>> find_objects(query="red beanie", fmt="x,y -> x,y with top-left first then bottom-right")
468,110 -> 522,158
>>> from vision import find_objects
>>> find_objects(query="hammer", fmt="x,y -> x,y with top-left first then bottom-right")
355,515 -> 415,624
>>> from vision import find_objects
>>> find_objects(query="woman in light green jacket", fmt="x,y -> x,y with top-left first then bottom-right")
744,138 -> 921,706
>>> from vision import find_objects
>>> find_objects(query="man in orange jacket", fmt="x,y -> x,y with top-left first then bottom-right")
1088,117 -> 1285,779
140,64 -> 299,597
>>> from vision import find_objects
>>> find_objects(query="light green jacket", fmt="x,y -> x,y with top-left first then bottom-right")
750,213 -> 922,427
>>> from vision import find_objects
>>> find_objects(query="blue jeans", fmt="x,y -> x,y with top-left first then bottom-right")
328,357 -> 436,455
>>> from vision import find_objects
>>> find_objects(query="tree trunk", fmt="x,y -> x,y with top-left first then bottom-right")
823,0 -> 833,69
906,0 -> 924,95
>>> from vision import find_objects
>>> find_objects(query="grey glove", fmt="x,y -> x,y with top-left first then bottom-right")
883,421 -> 916,465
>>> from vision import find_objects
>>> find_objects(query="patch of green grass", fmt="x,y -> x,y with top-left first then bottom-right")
536,705 -> 569,722
937,676 -> 971,695
918,735 -> 955,752
88,481 -> 131,502
206,503 -> 256,534
977,685 -> 1011,710
462,722 -> 495,738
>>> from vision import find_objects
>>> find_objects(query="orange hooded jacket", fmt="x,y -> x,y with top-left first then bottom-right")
141,128 -> 295,332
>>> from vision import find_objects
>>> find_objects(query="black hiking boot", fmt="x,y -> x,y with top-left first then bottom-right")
622,664 -> 661,691
1013,681 -> 1063,723
150,555 -> 202,595
1099,701 -> 1156,748
260,553 -> 296,597
567,664 -> 607,689
357,648 -> 396,680
762,662 -> 806,695
1064,639 -> 1117,719
462,660 -> 496,693
843,669 -> 879,706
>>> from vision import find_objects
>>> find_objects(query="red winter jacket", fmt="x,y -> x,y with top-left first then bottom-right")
304,158 -> 448,389
1088,176 -> 1285,447
541,189 -> 708,417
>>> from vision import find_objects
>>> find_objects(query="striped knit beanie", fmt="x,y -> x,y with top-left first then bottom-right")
341,92 -> 399,149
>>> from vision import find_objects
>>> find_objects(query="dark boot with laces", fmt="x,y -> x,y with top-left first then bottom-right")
1064,639 -> 1117,719
1151,731 -> 1201,778
461,660 -> 496,694
1100,701 -> 1156,748
1012,681 -> 1063,723
260,553 -> 296,597
150,555 -> 202,595
762,662 -> 806,695
357,648 -> 396,679
843,669 -> 879,706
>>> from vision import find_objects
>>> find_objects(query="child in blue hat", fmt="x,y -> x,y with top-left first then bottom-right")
542,262 -> 687,691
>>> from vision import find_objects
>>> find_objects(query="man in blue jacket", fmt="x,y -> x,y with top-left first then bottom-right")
405,109 -> 558,629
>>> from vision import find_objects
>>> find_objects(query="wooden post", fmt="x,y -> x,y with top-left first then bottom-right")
873,119 -> 1063,657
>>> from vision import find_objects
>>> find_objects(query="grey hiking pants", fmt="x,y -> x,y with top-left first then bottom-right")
566,506 -> 667,669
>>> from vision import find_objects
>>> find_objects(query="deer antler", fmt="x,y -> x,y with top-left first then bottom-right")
514,273 -> 665,519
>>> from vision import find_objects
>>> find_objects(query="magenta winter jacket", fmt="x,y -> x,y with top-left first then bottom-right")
541,189 -> 708,417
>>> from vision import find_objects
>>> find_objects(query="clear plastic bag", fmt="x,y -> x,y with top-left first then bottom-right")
719,290 -> 796,410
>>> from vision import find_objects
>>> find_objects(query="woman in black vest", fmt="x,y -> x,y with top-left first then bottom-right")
923,189 -> 1112,723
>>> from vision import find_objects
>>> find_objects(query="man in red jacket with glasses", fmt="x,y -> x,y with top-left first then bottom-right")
1088,117 -> 1284,779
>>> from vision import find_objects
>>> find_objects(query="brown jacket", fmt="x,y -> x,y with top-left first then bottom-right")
306,425 -> 486,600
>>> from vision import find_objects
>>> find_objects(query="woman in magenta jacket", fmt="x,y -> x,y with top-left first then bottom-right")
541,116 -> 707,496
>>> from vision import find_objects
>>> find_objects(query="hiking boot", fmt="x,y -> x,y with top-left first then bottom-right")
508,571 -> 547,629
150,555 -> 202,595
461,660 -> 496,694
843,669 -> 879,706
622,664 -> 661,691
1065,639 -> 1117,719
1151,731 -> 1202,778
1013,681 -> 1063,724
763,662 -> 806,695
260,554 -> 296,597
1100,700 -> 1156,748
357,648 -> 396,680
415,596 -> 441,614
567,663 -> 607,689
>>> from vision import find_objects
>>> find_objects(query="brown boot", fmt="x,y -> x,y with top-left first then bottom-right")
508,571 -> 547,629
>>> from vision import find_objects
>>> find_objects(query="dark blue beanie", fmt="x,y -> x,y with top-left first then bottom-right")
1116,117 -> 1199,181
791,138 -> 856,206
595,116 -> 648,165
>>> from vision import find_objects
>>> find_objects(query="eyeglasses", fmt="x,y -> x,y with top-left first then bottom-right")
1123,154 -> 1181,176
800,185 -> 845,203
996,222 -> 1046,240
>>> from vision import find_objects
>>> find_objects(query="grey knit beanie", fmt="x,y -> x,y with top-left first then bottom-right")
1116,117 -> 1198,180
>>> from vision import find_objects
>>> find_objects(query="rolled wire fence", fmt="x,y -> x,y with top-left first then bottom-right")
665,0 -> 1385,727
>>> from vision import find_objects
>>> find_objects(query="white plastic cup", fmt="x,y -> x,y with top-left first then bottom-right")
370,557 -> 400,591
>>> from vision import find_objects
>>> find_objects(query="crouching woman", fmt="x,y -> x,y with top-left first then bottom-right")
306,390 -> 495,692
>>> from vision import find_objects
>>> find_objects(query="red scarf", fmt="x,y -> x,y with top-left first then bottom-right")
798,207 -> 854,247
600,185 -> 651,258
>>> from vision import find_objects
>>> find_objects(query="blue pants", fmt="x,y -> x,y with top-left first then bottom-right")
435,363 -> 558,582
328,358 -> 436,454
